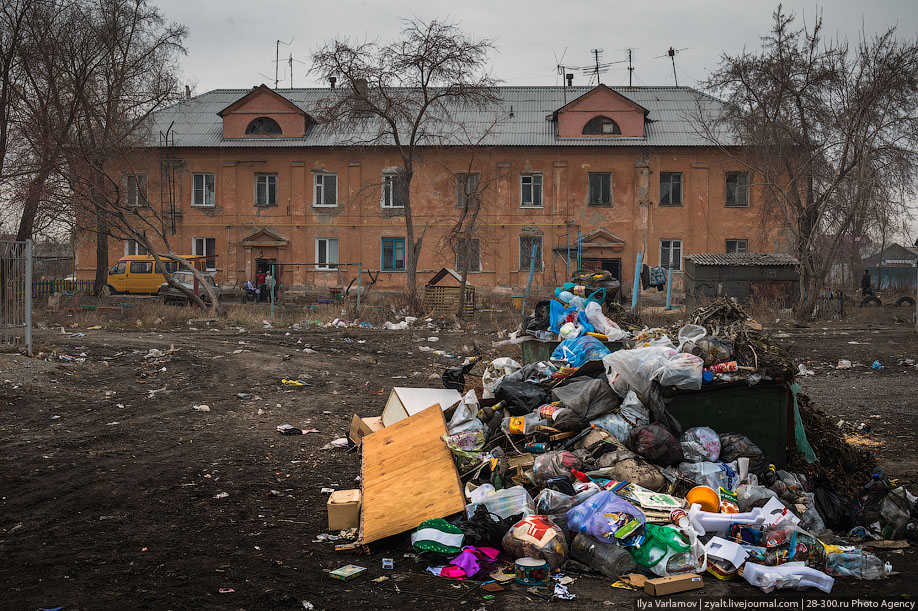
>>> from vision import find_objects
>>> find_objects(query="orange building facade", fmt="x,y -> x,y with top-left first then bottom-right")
75,84 -> 779,297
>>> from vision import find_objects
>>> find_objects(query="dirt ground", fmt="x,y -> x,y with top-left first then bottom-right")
1,303 -> 917,610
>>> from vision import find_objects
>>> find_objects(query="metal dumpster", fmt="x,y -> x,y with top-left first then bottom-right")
519,339 -> 629,365
664,382 -> 793,468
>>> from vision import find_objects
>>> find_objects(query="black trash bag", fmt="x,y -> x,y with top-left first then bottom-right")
626,423 -> 684,466
455,504 -> 524,549
814,485 -> 853,532
442,358 -> 478,391
718,433 -> 771,476
525,300 -> 553,332
494,380 -> 550,416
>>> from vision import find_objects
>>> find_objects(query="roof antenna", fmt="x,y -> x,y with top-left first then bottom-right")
274,38 -> 293,89
626,49 -> 635,87
656,46 -> 688,87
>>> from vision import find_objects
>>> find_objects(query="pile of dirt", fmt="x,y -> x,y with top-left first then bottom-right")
788,393 -> 875,498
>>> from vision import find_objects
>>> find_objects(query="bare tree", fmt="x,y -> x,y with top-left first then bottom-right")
700,6 -> 918,314
310,18 -> 499,309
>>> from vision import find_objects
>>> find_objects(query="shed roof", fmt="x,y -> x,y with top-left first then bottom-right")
426,268 -> 474,287
684,253 -> 800,267
150,85 -> 732,149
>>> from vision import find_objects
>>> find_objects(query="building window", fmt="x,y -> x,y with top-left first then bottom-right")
519,235 -> 543,271
245,117 -> 282,136
124,240 -> 147,256
314,173 -> 337,207
588,173 -> 612,206
125,174 -> 148,207
255,173 -> 277,207
659,172 -> 682,206
660,239 -> 683,270
316,238 -> 339,270
454,238 -> 481,273
381,173 -> 404,208
381,237 -> 406,272
726,172 -> 749,207
582,116 -> 621,135
193,237 -> 216,271
456,173 -> 480,208
520,174 -> 543,208
726,239 -> 748,254
192,173 -> 215,206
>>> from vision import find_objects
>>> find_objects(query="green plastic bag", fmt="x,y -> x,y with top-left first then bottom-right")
630,524 -> 690,568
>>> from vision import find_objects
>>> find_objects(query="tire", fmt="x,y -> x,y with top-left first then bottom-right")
894,296 -> 916,307
860,295 -> 882,307
100,284 -> 113,297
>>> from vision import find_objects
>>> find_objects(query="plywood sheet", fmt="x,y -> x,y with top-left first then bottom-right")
360,404 -> 465,544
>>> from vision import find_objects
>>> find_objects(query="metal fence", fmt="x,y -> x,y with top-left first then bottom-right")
813,288 -> 845,319
1,240 -> 32,354
32,278 -> 96,297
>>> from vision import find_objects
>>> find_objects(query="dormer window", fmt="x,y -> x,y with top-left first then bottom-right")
246,117 -> 282,136
582,116 -> 621,135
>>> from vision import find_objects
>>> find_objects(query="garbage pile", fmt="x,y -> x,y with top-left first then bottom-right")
334,296 -> 914,598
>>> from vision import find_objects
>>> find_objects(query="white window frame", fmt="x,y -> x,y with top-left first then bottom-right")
254,173 -> 277,207
315,237 -> 339,270
381,173 -> 403,209
124,240 -> 147,256
314,172 -> 338,207
726,239 -> 748,254
520,173 -> 543,208
193,237 -> 216,272
519,235 -> 544,271
454,237 -> 481,273
725,172 -> 750,207
125,173 -> 148,207
192,173 -> 215,207
660,238 -> 683,271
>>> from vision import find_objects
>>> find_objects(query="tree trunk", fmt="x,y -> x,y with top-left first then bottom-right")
455,198 -> 481,319
399,166 -> 421,310
15,167 -> 51,242
94,214 -> 109,296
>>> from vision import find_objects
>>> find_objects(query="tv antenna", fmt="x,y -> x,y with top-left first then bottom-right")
273,38 -> 293,89
284,53 -> 309,88
582,48 -> 626,86
656,46 -> 688,86
625,48 -> 636,87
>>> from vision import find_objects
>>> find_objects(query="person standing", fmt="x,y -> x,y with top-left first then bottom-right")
265,270 -> 276,303
861,269 -> 872,297
256,269 -> 267,302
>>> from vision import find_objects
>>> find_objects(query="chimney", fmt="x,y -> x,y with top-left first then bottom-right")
353,77 -> 372,114
566,73 -> 573,88
184,85 -> 191,99
329,76 -> 337,89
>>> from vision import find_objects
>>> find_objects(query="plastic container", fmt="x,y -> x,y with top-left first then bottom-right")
742,561 -> 834,593
570,532 -> 637,578
501,413 -> 548,435
825,552 -> 891,580
465,485 -> 534,520
686,503 -> 765,535
686,486 -> 720,512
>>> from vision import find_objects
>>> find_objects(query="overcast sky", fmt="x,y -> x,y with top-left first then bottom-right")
157,0 -> 918,93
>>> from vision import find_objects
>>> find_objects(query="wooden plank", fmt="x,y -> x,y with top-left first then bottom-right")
359,403 -> 465,544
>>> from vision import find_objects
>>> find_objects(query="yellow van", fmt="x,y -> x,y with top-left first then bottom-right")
105,255 -> 207,295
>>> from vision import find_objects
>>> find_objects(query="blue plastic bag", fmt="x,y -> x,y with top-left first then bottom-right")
565,490 -> 645,540
551,336 -> 611,368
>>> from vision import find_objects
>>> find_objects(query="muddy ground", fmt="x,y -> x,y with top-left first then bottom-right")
1,305 -> 917,610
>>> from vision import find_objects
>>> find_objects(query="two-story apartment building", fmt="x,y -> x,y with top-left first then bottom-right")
74,83 -> 780,296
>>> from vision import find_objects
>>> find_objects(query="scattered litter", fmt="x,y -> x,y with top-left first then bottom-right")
236,393 -> 253,400
427,336 -> 439,342
214,492 -> 229,499
320,487 -> 336,494
276,424 -> 320,435
382,558 -> 394,569
797,364 -> 815,376
553,582 -> 575,600
329,565 -> 366,581
836,360 -> 852,369
217,587 -> 235,594
871,360 -> 884,370
302,602 -> 315,610
281,379 -> 310,386
192,405 -> 210,412
321,438 -> 349,450
143,349 -> 164,359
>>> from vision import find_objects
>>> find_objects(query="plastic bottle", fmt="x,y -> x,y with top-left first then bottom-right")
501,413 -> 548,435
825,552 -> 891,580
570,532 -> 637,578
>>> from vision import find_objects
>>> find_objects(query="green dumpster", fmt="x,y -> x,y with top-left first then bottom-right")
665,382 -> 793,468
519,339 -> 629,365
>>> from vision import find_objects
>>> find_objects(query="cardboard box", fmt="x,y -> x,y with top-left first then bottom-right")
327,489 -> 361,531
644,573 -> 704,596
348,414 -> 384,447
381,387 -> 461,427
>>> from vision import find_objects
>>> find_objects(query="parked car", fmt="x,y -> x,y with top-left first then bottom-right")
159,271 -> 221,304
105,254 -> 207,295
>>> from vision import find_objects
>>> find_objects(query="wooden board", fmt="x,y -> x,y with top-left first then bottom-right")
359,403 -> 465,544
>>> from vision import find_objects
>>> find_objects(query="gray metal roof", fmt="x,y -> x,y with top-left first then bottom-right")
150,86 -> 733,149
685,253 -> 801,267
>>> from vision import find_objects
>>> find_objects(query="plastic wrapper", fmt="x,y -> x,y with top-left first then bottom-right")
626,424 -> 685,466
679,461 -> 740,491
590,413 -> 633,442
813,486 -> 852,532
533,450 -> 581,486
736,484 -> 779,512
493,380 -> 550,416
799,492 -> 827,533
620,391 -> 650,425
658,352 -> 704,390
593,456 -> 666,491
680,427 -> 721,462
677,324 -> 707,349
465,485 -> 534,520
551,335 -> 611,367
501,515 -> 569,570
482,357 -> 522,398
584,301 -> 628,341
771,470 -> 806,503
551,378 -> 620,422
535,488 -> 575,516
692,337 -> 735,366
566,490 -> 645,540
718,433 -> 770,476
603,346 -> 702,398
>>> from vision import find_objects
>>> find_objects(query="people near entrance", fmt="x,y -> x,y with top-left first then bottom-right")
861,269 -> 872,297
256,269 -> 267,302
242,279 -> 259,302
265,271 -> 276,303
